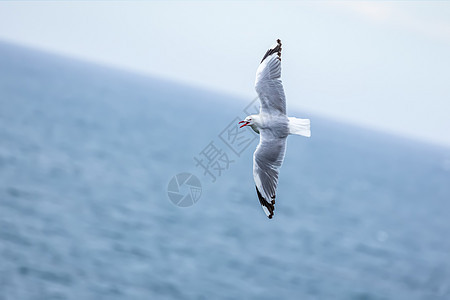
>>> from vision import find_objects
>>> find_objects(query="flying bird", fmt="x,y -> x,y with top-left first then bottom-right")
239,39 -> 311,219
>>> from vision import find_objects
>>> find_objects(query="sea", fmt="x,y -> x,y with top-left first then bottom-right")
1,41 -> 449,300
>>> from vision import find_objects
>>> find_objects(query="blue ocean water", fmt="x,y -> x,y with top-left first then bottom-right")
0,41 -> 449,300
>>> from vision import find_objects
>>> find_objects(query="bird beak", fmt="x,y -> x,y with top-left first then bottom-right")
239,121 -> 250,128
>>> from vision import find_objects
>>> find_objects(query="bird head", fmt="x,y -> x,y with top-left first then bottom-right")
238,115 -> 255,128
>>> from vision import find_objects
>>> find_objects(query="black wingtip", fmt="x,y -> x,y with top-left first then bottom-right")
256,186 -> 275,219
260,39 -> 282,64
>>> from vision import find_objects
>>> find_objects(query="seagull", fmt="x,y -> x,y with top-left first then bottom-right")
239,39 -> 311,219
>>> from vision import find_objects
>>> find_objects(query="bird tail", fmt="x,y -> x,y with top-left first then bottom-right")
288,117 -> 311,137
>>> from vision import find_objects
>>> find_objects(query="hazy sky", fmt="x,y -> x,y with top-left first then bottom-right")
1,1 -> 450,147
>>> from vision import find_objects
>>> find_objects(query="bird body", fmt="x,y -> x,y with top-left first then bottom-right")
239,39 -> 311,219
246,113 -> 289,137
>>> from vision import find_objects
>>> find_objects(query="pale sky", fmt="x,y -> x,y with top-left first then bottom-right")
1,1 -> 450,147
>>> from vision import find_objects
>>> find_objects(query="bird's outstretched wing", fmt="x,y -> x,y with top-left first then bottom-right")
253,130 -> 287,219
254,39 -> 286,115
